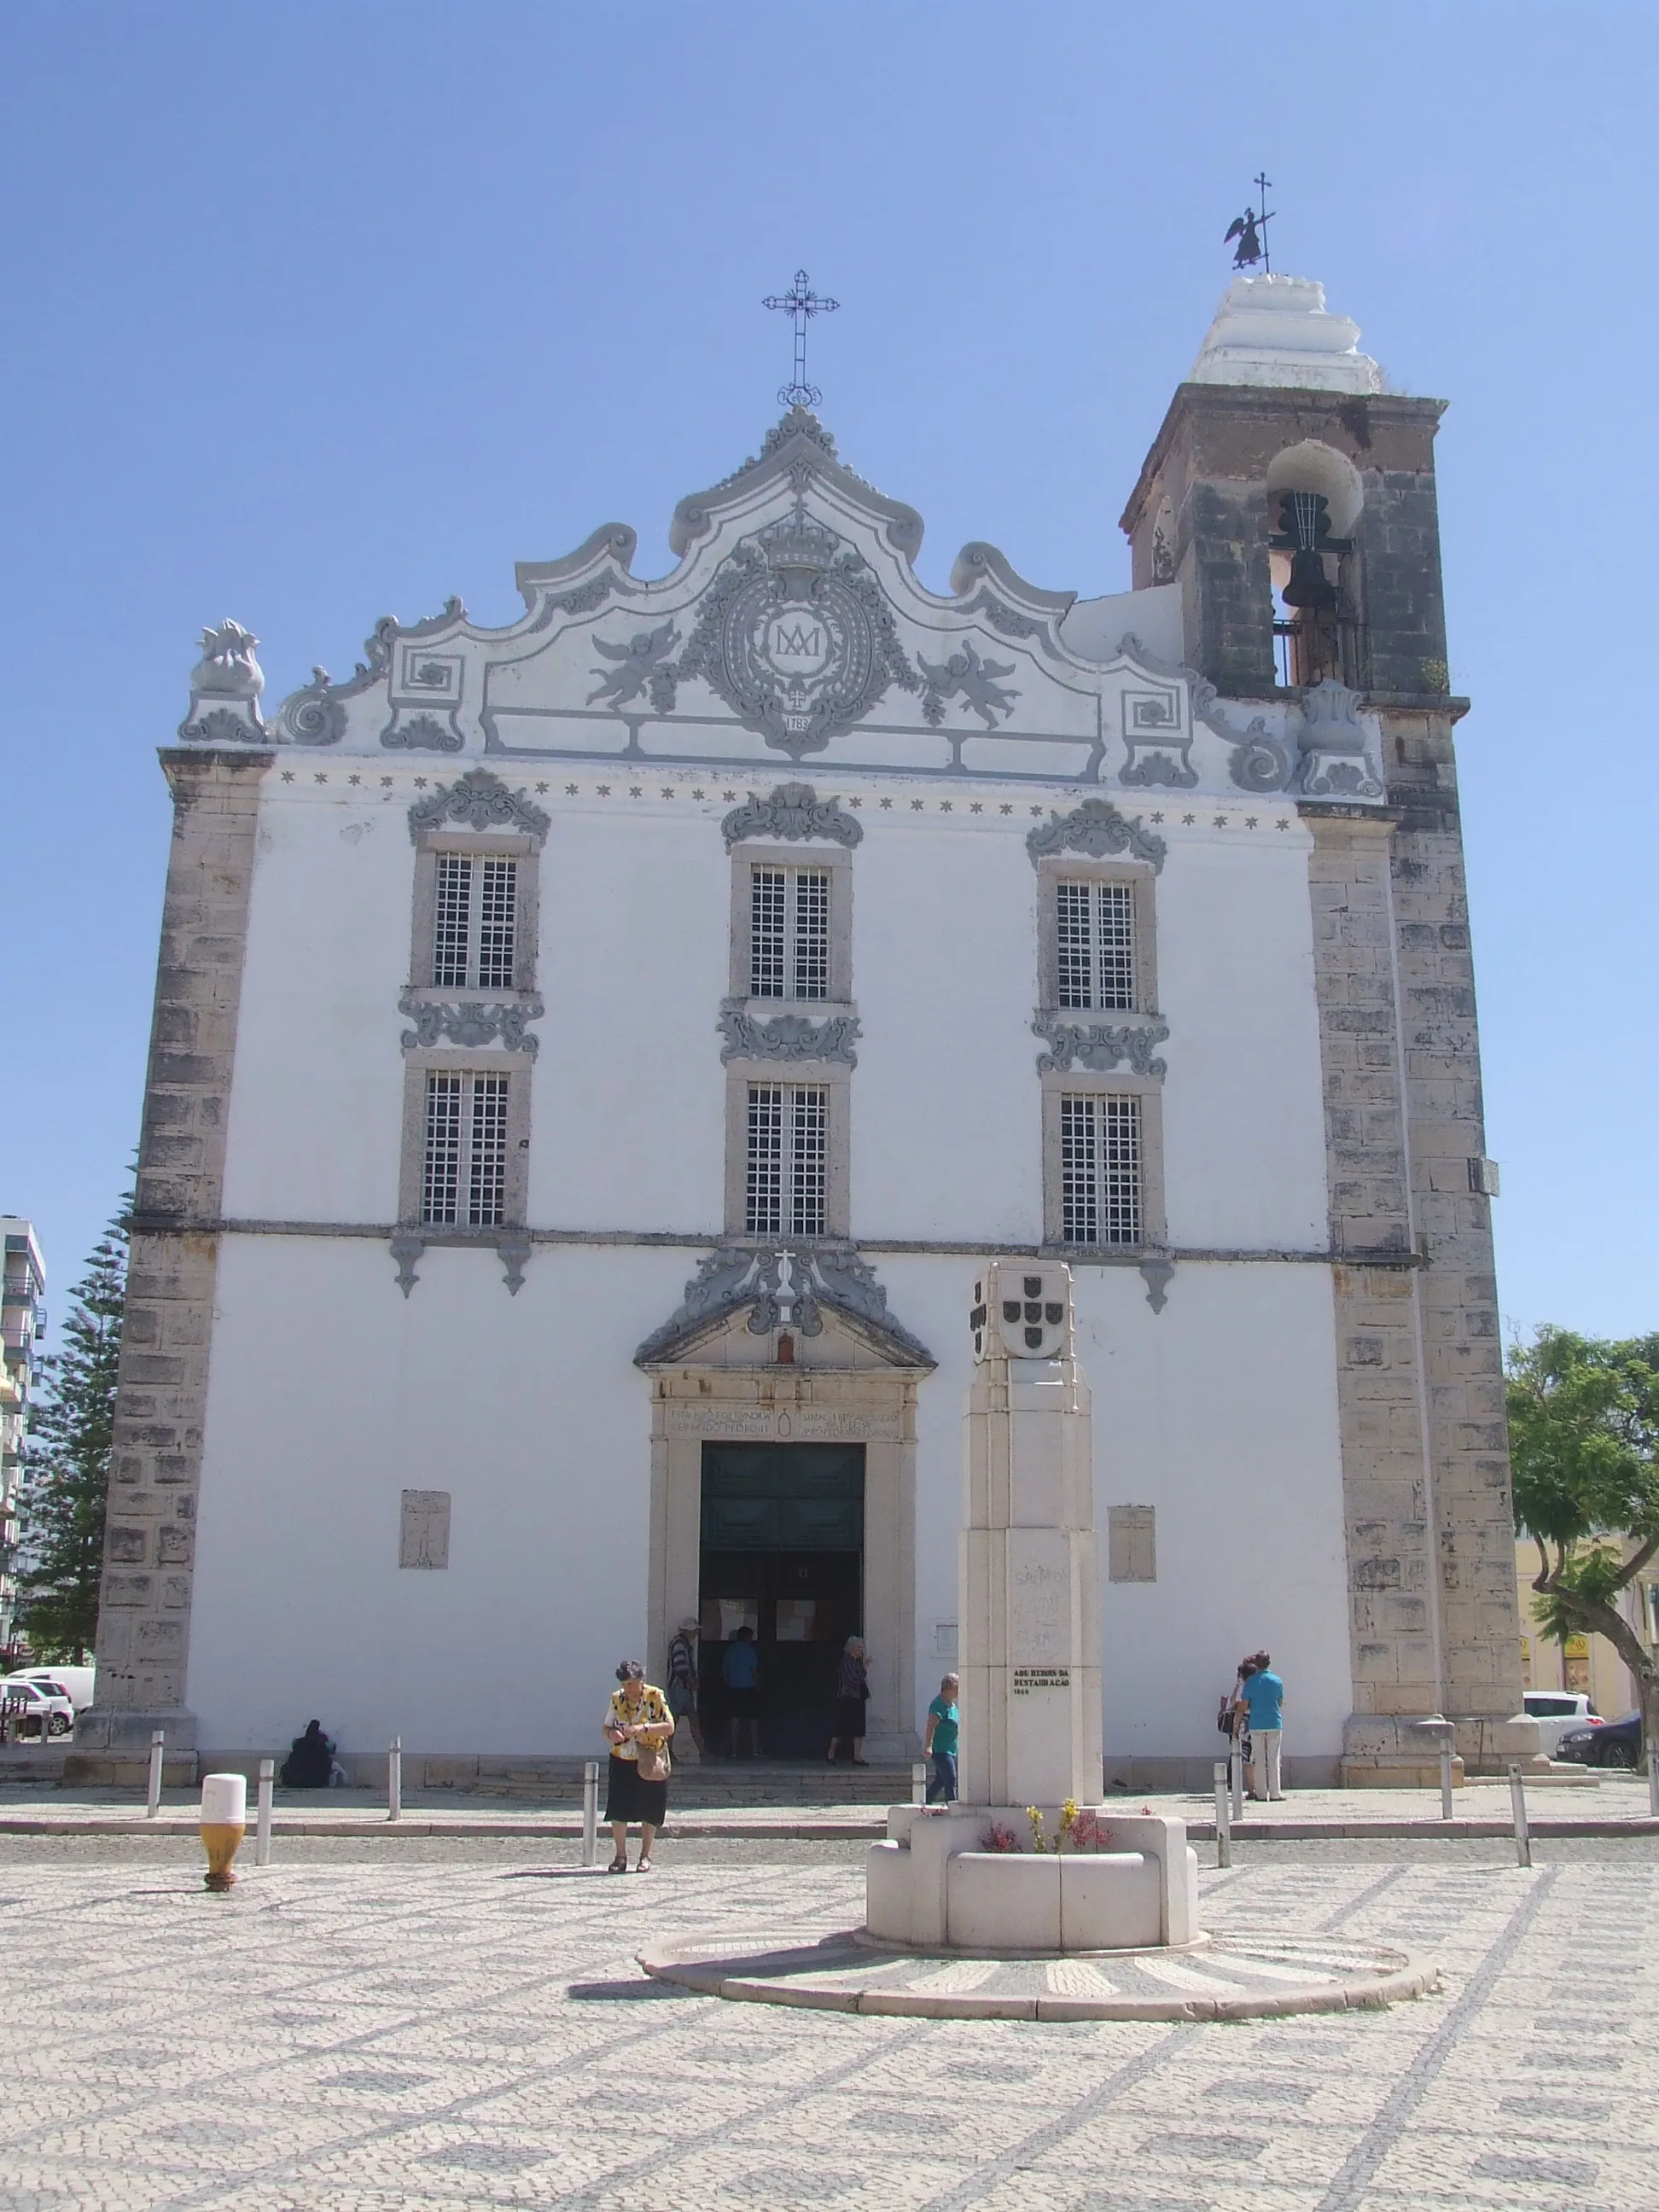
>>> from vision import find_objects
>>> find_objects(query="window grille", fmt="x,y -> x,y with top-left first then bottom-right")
792,870 -> 829,999
750,866 -> 830,1000
1060,1093 -> 1142,1246
434,857 -> 472,990
431,854 -> 518,990
745,1082 -> 828,1237
476,859 -> 517,989
1057,881 -> 1137,1011
422,1069 -> 510,1228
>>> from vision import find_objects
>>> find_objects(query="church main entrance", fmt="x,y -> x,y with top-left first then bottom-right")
698,1441 -> 864,1758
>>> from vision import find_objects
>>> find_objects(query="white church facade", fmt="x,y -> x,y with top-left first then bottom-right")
81,276 -> 1536,1786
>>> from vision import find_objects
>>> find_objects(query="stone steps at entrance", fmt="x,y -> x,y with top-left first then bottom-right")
421,1758 -> 913,1807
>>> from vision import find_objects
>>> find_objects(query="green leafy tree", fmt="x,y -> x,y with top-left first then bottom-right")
14,1194 -> 131,1662
1506,1325 -> 1659,1766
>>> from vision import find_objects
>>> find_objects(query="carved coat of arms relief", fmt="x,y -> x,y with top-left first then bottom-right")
586,501 -> 928,760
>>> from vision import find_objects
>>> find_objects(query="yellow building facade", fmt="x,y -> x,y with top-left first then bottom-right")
1515,1537 -> 1659,1717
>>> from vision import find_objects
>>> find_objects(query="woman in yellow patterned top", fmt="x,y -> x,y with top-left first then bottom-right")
602,1660 -> 675,1872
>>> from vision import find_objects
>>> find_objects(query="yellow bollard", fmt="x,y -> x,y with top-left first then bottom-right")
200,1773 -> 247,1892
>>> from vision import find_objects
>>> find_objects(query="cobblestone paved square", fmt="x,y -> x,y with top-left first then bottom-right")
0,1840 -> 1653,2208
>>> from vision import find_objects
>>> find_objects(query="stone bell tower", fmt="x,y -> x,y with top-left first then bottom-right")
1121,275 -> 1535,1780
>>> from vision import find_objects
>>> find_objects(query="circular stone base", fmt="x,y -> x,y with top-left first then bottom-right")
637,1930 -> 1437,2021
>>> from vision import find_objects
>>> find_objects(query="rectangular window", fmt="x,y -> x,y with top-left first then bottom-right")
422,1069 -> 510,1227
1060,1092 -> 1142,1246
1057,880 -> 1137,1011
750,866 -> 830,1001
745,1082 -> 828,1237
431,855 -> 519,991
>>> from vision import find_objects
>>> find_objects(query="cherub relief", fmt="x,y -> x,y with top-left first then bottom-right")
917,639 -> 1019,729
587,621 -> 679,709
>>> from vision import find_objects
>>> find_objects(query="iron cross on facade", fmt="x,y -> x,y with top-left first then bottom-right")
763,269 -> 840,410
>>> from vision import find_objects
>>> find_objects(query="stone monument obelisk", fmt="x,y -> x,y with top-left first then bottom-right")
864,1260 -> 1196,1953
960,1260 -> 1103,1809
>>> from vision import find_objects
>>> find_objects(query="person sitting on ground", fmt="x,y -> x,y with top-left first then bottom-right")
925,1672 -> 959,1802
723,1624 -> 761,1760
280,1719 -> 335,1789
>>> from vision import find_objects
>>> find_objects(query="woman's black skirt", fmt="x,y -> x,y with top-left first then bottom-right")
604,1754 -> 667,1826
832,1696 -> 866,1740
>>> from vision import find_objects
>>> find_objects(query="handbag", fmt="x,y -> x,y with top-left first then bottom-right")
635,1738 -> 672,1784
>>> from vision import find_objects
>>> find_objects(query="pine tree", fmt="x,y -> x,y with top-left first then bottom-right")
15,1192 -> 131,1662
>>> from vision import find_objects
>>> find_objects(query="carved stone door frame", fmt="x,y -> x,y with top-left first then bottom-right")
645,1365 -> 921,1760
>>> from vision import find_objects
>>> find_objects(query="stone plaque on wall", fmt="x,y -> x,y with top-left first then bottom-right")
1108,1505 -> 1156,1584
399,1489 -> 451,1569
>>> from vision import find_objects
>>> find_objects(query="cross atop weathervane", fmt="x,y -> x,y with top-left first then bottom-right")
1224,172 -> 1275,273
763,268 -> 840,410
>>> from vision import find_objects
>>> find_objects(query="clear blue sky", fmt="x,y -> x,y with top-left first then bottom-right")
2,3 -> 1653,1346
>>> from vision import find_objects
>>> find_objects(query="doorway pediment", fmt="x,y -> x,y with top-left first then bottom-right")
635,1244 -> 934,1372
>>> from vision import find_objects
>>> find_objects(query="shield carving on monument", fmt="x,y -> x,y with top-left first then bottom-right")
670,502 -> 919,757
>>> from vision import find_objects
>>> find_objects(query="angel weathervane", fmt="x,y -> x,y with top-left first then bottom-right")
1225,173 -> 1275,272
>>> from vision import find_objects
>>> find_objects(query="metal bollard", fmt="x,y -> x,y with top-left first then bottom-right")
1213,1760 -> 1231,1869
581,1759 -> 599,1867
255,1758 -> 274,1866
146,1730 -> 165,1819
1650,1746 -> 1658,1823
387,1737 -> 402,1825
1229,1741 -> 1244,1823
1440,1738 -> 1455,1823
1508,1761 -> 1532,1868
911,1761 -> 928,1807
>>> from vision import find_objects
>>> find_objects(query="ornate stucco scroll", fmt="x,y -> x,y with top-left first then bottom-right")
1026,798 -> 1167,872
720,782 -> 863,851
406,768 -> 551,845
717,1004 -> 860,1067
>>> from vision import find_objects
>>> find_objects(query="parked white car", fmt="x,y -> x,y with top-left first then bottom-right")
1523,1690 -> 1603,1757
18,1665 -> 94,1713
0,1678 -> 75,1738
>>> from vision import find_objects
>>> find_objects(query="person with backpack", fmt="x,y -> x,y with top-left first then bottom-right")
1219,1658 -> 1255,1799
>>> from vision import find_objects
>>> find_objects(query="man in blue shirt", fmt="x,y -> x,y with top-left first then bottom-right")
924,1673 -> 959,1802
722,1625 -> 761,1760
1239,1650 -> 1285,1800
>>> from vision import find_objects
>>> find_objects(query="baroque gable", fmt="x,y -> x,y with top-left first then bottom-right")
216,408 -> 1387,804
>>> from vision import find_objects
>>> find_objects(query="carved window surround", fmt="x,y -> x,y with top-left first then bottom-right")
727,839 -> 854,1009
397,1051 -> 532,1237
1033,853 -> 1160,1020
408,828 -> 542,999
723,1060 -> 851,1241
1039,1069 -> 1167,1252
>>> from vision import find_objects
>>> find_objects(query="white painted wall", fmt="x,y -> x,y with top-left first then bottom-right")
188,1234 -> 1348,1763
221,786 -> 1327,1254
187,1235 -> 693,1755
